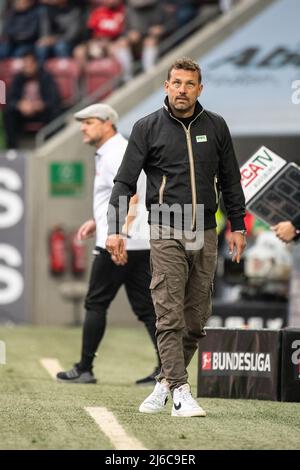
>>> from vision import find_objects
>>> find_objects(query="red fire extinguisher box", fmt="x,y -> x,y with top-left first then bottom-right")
70,231 -> 86,277
48,226 -> 67,276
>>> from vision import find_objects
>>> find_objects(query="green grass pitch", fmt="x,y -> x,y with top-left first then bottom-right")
0,326 -> 299,450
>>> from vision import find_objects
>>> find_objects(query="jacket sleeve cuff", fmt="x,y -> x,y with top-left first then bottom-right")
229,217 -> 246,232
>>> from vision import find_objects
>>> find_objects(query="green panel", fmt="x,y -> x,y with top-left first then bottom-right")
50,162 -> 84,197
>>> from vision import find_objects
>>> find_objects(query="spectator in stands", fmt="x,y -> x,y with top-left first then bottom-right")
122,0 -> 166,79
0,0 -> 43,59
37,0 -> 81,63
164,0 -> 236,28
73,0 -> 127,75
163,1 -> 201,29
0,1 -> 10,26
3,51 -> 60,148
271,219 -> 300,243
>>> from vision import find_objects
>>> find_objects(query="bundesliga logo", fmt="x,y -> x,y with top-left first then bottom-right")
201,351 -> 271,376
202,352 -> 212,370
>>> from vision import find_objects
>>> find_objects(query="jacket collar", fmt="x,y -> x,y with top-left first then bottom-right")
163,96 -> 203,119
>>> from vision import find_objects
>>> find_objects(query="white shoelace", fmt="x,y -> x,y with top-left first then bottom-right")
178,389 -> 200,408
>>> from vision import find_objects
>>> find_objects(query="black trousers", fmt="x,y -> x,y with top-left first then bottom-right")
79,248 -> 159,370
3,108 -> 53,148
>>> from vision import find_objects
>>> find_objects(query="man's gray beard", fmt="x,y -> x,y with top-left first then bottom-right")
174,103 -> 193,114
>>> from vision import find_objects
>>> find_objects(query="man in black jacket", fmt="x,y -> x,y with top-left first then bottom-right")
3,51 -> 60,148
106,57 -> 246,417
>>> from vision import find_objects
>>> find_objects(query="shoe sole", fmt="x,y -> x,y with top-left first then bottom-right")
56,378 -> 97,384
171,409 -> 206,417
139,405 -> 165,413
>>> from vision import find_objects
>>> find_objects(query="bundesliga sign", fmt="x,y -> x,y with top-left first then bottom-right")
197,329 -> 280,400
201,351 -> 271,377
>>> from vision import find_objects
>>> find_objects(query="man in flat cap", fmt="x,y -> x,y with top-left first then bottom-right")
56,103 -> 160,384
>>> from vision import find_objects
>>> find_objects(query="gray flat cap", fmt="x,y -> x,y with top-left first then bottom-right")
74,104 -> 119,124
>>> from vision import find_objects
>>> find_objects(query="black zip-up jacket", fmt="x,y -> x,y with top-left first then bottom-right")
108,99 -> 245,234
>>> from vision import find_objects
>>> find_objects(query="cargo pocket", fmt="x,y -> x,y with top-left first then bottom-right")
150,273 -> 165,290
150,273 -> 185,330
150,273 -> 167,318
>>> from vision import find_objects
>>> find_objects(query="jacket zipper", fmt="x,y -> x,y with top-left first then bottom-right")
168,109 -> 204,230
159,175 -> 167,205
185,126 -> 197,230
214,175 -> 219,206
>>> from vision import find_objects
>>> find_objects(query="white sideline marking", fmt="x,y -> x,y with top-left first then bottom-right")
39,362 -> 146,449
40,358 -> 63,379
85,407 -> 147,450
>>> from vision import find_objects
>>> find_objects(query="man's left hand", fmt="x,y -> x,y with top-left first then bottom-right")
228,232 -> 247,263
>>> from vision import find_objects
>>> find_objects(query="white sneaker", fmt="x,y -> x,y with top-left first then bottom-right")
139,379 -> 169,413
171,384 -> 206,417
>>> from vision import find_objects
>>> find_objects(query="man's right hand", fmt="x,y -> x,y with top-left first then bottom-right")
77,219 -> 96,240
105,234 -> 127,265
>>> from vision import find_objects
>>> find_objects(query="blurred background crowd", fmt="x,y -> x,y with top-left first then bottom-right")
0,0 -> 236,149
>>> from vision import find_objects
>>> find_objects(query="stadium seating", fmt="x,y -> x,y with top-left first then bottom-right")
0,58 -> 23,89
44,58 -> 80,108
83,58 -> 122,99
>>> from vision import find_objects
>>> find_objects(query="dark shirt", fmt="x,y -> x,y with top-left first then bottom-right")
3,6 -> 43,45
8,68 -> 61,120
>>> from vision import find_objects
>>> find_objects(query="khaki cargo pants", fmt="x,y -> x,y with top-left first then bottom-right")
149,225 -> 217,391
